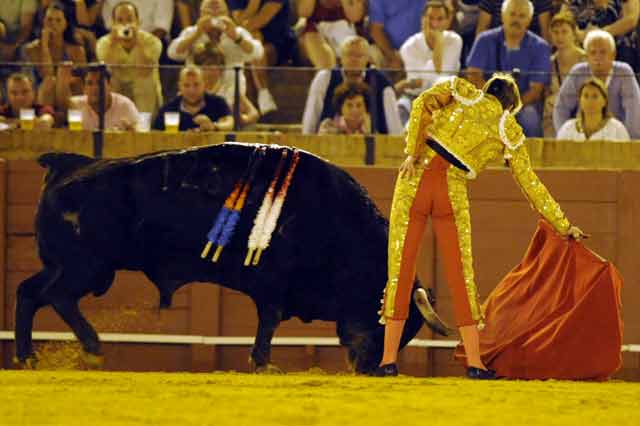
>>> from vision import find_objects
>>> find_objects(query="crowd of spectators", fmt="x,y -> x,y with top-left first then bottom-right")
0,0 -> 638,141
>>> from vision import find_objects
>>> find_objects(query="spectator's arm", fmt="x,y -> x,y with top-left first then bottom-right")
214,114 -> 234,131
603,0 -> 640,37
138,32 -> 163,64
341,0 -> 365,24
75,0 -> 104,27
56,64 -> 75,112
521,82 -> 545,105
302,70 -> 331,134
553,71 -> 579,132
297,0 -> 317,18
152,0 -> 175,39
475,11 -> 492,39
167,26 -> 201,61
234,26 -> 264,59
621,66 -> 640,139
239,94 -> 259,126
523,42 -> 551,105
465,34 -> 491,88
176,1 -> 194,29
241,1 -> 284,32
37,76 -> 56,107
382,86 -> 403,134
35,111 -> 54,129
538,12 -> 551,42
120,97 -> 140,131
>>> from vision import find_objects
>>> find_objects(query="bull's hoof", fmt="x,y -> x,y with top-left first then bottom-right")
249,357 -> 284,374
81,352 -> 105,370
13,355 -> 38,370
255,363 -> 284,374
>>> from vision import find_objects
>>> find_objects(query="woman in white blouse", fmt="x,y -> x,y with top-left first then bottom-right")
556,78 -> 631,141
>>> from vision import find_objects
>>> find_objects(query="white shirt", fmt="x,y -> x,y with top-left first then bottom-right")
167,25 -> 264,66
556,117 -> 631,141
70,92 -> 140,131
102,0 -> 174,34
400,30 -> 463,95
302,70 -> 403,135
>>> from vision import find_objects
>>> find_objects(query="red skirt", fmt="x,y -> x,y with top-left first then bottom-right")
455,220 -> 624,380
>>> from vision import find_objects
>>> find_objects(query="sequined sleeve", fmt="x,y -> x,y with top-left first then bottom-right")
509,144 -> 571,235
405,79 -> 453,157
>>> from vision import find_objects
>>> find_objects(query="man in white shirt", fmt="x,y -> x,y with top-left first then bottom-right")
302,36 -> 403,135
396,0 -> 462,125
102,0 -> 174,40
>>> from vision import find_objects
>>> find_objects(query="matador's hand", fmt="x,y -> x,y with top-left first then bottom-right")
568,225 -> 589,241
399,155 -> 418,179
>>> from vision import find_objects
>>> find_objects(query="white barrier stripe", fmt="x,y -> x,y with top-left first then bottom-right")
0,331 -> 637,352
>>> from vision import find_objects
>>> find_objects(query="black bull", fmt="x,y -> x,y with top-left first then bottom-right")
15,143 -> 440,373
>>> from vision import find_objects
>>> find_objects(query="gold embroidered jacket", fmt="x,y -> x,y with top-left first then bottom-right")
406,77 -> 571,235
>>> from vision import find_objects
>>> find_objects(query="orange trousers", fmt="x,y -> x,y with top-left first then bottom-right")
389,155 -> 476,327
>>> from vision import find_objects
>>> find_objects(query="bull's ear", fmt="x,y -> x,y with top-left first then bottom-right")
37,152 -> 95,172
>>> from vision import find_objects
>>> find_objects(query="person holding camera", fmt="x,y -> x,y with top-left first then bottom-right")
168,0 -> 264,113
96,1 -> 163,116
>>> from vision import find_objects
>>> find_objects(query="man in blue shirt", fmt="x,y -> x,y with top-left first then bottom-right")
369,0 -> 427,69
466,0 -> 550,137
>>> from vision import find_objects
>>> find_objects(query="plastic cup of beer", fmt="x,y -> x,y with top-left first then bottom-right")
68,109 -> 83,131
164,112 -> 180,133
19,108 -> 35,130
137,112 -> 152,132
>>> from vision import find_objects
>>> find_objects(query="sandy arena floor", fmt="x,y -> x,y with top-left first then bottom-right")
1,370 -> 639,426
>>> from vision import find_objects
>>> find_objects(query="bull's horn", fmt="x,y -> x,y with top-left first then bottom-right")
413,288 -> 454,337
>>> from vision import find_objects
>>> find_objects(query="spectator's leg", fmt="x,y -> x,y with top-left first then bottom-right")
517,103 -> 543,137
252,42 -> 278,115
300,31 -> 336,69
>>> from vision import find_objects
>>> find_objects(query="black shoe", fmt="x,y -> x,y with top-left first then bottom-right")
372,363 -> 399,377
467,366 -> 497,380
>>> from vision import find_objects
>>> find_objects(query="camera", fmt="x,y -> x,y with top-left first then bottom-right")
209,18 -> 224,29
117,25 -> 134,39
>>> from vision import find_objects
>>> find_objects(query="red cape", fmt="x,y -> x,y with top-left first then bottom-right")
456,220 -> 624,380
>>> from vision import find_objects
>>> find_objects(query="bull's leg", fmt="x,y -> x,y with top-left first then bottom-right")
15,270 -> 53,366
250,304 -> 283,374
51,299 -> 104,368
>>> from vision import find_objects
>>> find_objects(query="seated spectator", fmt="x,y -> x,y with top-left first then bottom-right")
102,0 -> 174,41
318,80 -> 371,134
0,73 -> 54,129
467,0 -> 551,137
192,42 -> 259,127
96,1 -> 163,116
33,0 -> 107,62
565,0 -> 640,72
153,65 -> 233,131
168,0 -> 265,113
543,11 -> 585,137
302,35 -> 402,134
556,77 -> 630,140
60,64 -> 139,130
24,2 -> 87,108
368,0 -> 428,69
553,29 -> 640,138
396,0 -> 462,125
297,0 -> 365,69
0,0 -> 37,63
475,0 -> 553,41
229,0 -> 297,114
